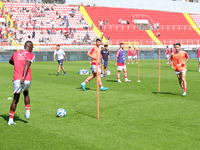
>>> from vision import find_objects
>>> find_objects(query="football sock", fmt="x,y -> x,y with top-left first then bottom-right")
117,72 -> 120,80
181,86 -> 184,89
25,104 -> 30,114
82,80 -> 88,85
64,72 -> 66,74
99,82 -> 103,89
184,88 -> 187,92
124,71 -> 127,80
9,111 -> 15,121
199,64 -> 200,70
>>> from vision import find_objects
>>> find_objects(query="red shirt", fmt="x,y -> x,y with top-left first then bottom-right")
198,47 -> 200,58
10,50 -> 35,81
133,50 -> 137,56
128,49 -> 132,56
88,45 -> 100,65
166,48 -> 170,55
171,48 -> 175,53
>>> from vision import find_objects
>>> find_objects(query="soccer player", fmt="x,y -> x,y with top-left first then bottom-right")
81,38 -> 108,91
53,45 -> 67,76
115,43 -> 131,83
171,44 -> 176,54
101,44 -> 110,77
197,46 -> 200,72
165,46 -> 170,64
133,47 -> 138,64
8,41 -> 35,125
169,43 -> 189,97
127,46 -> 133,64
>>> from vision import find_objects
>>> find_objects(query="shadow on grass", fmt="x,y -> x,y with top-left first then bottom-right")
48,73 -> 56,75
152,92 -> 180,96
187,70 -> 199,72
0,114 -> 28,123
106,80 -> 118,82
76,111 -> 96,119
76,87 -> 96,91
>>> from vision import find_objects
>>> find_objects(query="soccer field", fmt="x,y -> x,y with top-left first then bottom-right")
0,59 -> 200,150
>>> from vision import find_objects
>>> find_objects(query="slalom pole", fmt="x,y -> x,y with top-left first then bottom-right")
158,49 -> 161,92
96,48 -> 99,119
137,46 -> 141,82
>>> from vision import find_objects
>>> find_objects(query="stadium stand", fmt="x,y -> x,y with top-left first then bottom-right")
1,2 -> 98,45
0,2 -> 200,46
84,6 -> 200,45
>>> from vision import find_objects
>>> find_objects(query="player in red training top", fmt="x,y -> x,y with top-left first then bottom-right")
133,47 -> 138,64
8,41 -> 35,125
165,46 -> 170,64
197,47 -> 200,72
171,44 -> 176,54
127,46 -> 133,64
81,38 -> 108,91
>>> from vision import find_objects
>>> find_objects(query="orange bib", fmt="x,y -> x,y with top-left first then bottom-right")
91,46 -> 100,65
172,51 -> 187,71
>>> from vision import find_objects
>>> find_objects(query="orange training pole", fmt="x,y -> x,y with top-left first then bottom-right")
96,48 -> 99,119
137,46 -> 141,82
158,49 -> 161,92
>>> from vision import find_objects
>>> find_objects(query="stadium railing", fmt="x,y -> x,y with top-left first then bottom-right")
102,25 -> 193,31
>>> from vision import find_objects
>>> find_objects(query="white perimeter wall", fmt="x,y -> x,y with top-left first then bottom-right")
66,0 -> 200,14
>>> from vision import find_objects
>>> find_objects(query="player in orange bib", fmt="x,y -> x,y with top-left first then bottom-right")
81,38 -> 108,91
170,43 -> 189,97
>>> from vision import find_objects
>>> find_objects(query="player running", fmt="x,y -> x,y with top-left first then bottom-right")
127,46 -> 133,64
197,46 -> 200,72
169,43 -> 189,97
165,46 -> 170,64
53,45 -> 67,76
81,38 -> 109,91
101,44 -> 111,77
8,41 -> 35,125
133,47 -> 138,64
115,43 -> 131,83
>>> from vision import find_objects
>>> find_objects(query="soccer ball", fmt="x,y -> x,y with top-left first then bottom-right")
56,108 -> 66,117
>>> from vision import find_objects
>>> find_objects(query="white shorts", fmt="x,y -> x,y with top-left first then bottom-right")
13,80 -> 31,94
128,56 -> 132,60
166,55 -> 169,59
198,58 -> 200,62
133,56 -> 137,59
117,65 -> 126,71
91,65 -> 101,73
175,69 -> 187,75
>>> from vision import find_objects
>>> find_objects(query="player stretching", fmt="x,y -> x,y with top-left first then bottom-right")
81,38 -> 109,91
8,41 -> 35,125
54,45 -> 67,76
170,43 -> 189,97
115,43 -> 131,83
197,46 -> 200,72
128,46 -> 133,64
133,47 -> 137,64
101,44 -> 110,77
165,46 -> 170,64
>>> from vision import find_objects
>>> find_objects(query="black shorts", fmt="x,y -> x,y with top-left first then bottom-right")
58,59 -> 64,66
101,60 -> 108,68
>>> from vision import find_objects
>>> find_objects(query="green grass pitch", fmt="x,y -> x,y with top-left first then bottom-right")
0,59 -> 200,150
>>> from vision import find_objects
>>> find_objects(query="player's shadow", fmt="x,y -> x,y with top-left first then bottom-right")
0,114 -> 28,123
106,80 -> 118,82
76,87 -> 96,91
48,73 -> 56,75
187,70 -> 198,72
76,111 -> 96,119
152,92 -> 180,96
